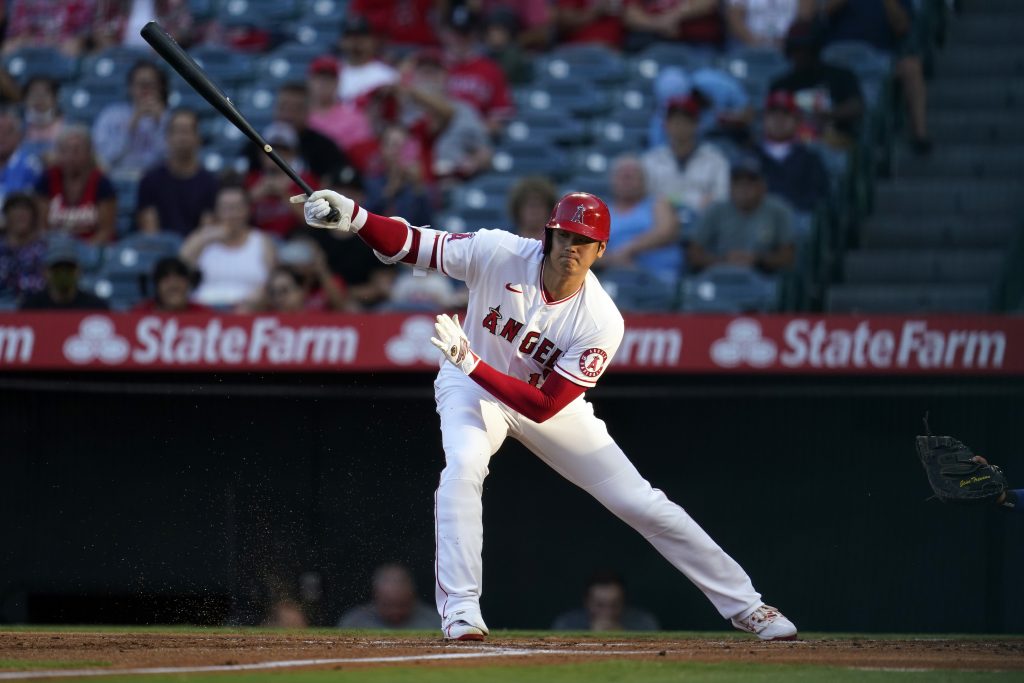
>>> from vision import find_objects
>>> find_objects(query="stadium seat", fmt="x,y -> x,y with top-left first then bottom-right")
79,47 -> 153,86
562,174 -> 611,198
719,46 -> 789,102
59,83 -> 125,123
187,45 -> 255,89
842,250 -> 1007,285
505,113 -> 589,146
607,88 -> 655,128
513,83 -> 612,119
448,205 -> 509,230
301,0 -> 349,21
591,119 -> 648,156
860,217 -> 1015,249
634,43 -> 714,74
825,284 -> 993,313
597,268 -> 677,311
822,40 -> 892,107
491,143 -> 569,181
569,150 -> 611,178
679,265 -> 779,313
539,44 -> 627,86
217,0 -> 301,27
291,22 -> 341,50
3,47 -> 77,84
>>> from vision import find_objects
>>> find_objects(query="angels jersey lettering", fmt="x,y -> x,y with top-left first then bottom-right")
436,229 -> 624,389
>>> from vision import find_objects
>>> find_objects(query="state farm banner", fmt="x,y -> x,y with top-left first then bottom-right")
0,312 -> 1020,374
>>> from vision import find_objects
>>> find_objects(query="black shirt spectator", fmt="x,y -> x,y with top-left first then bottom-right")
137,109 -> 218,235
756,91 -> 830,214
19,238 -> 108,310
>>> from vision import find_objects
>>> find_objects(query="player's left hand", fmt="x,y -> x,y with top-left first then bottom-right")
430,314 -> 480,375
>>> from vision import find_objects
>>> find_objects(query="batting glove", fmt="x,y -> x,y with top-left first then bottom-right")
289,189 -> 363,232
430,314 -> 480,375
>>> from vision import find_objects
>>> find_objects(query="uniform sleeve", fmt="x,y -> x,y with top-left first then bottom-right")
435,229 -> 504,285
552,317 -> 624,388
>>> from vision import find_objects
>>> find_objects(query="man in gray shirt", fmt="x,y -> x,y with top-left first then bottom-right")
337,563 -> 437,630
688,154 -> 796,274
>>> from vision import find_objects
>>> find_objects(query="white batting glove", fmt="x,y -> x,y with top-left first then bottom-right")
430,314 -> 480,375
289,189 -> 362,232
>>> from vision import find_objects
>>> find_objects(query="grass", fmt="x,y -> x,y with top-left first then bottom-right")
0,659 -> 110,670
29,661 -> 1021,682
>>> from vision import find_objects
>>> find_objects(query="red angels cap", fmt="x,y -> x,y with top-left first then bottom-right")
545,192 -> 611,242
309,55 -> 340,78
665,94 -> 702,119
764,90 -> 798,113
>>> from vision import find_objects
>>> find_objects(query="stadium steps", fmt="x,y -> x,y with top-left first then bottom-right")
826,1 -> 1024,313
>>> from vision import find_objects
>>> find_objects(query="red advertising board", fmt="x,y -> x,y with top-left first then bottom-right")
0,312 -> 1020,374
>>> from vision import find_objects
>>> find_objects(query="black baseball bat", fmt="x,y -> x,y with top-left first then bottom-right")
140,21 -> 338,221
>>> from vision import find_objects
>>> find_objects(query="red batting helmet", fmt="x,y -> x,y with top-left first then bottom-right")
545,192 -> 611,243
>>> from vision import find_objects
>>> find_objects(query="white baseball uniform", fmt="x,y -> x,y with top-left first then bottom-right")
415,228 -> 763,632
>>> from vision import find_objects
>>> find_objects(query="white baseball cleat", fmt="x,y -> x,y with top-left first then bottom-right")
443,620 -> 487,642
731,604 -> 798,641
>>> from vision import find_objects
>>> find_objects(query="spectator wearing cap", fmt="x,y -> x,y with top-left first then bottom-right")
757,90 -> 830,218
307,56 -> 377,166
554,0 -> 625,50
648,66 -> 751,149
136,109 -> 219,236
687,154 -> 795,274
508,175 -> 559,241
0,193 -> 47,299
440,5 -> 515,136
248,82 -> 355,188
0,108 -> 43,210
34,124 -> 117,245
92,60 -> 170,181
2,0 -> 94,58
256,241 -> 349,313
134,256 -> 208,312
402,50 -> 493,183
600,154 -> 682,284
623,0 -> 724,53
180,185 -> 275,309
335,14 -> 400,103
21,77 -> 66,160
479,0 -> 554,51
481,9 -> 534,85
770,21 -> 864,151
725,0 -> 815,50
19,238 -> 108,310
642,95 -> 730,221
821,0 -> 931,155
244,122 -> 319,239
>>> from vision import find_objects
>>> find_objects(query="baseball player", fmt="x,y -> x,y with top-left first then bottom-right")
290,189 -> 798,641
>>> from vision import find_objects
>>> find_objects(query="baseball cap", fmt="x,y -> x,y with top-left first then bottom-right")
342,14 -> 372,35
446,4 -> 481,33
45,238 -> 79,267
764,90 -> 797,114
730,154 -> 764,178
308,55 -> 340,78
666,94 -> 702,119
278,240 -> 316,267
262,121 -> 299,149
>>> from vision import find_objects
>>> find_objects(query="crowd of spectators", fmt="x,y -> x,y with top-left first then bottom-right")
0,0 -> 932,313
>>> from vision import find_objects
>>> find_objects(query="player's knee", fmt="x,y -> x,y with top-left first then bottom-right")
597,480 -> 684,538
440,448 -> 490,483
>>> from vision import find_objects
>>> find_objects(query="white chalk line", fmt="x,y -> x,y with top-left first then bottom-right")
0,646 -> 657,680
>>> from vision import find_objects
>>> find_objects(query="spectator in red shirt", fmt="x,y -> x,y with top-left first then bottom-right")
244,122 -> 318,239
624,0 -> 724,52
3,0 -> 95,57
135,256 -> 209,312
306,56 -> 377,169
441,5 -> 515,136
555,0 -> 625,50
34,124 -> 117,245
350,0 -> 439,47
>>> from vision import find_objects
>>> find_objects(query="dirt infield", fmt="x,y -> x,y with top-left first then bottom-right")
1,631 -> 1024,677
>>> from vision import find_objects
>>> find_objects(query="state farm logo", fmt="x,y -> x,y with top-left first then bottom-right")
385,316 -> 439,365
63,316 -> 130,365
711,318 -> 776,368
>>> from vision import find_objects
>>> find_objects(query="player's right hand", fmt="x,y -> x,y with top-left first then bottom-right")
289,190 -> 359,232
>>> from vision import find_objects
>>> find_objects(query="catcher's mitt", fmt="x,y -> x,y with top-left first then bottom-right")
916,413 -> 1007,504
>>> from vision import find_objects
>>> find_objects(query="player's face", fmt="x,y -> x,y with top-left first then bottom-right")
548,229 -> 605,276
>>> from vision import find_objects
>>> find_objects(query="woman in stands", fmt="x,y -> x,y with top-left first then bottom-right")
33,124 -> 117,245
180,185 -> 276,310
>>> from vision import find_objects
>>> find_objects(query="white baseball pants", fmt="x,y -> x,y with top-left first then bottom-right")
432,373 -> 762,629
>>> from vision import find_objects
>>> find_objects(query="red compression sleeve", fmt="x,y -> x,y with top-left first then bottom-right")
468,362 -> 586,423
356,208 -> 417,261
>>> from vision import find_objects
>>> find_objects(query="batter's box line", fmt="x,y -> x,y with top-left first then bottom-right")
0,647 -> 660,680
